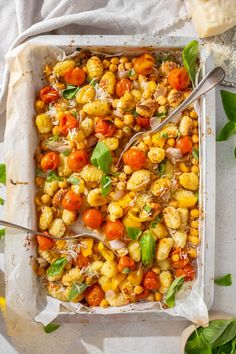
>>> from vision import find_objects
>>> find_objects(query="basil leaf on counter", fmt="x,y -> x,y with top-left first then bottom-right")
140,231 -> 156,267
0,229 -> 5,240
62,85 -> 80,99
0,197 -> 5,205
165,275 -> 185,308
101,175 -> 111,197
46,171 -> 64,182
214,274 -> 232,287
90,142 -> 112,174
234,147 -> 236,159
47,257 -> 67,276
0,164 -> 6,184
67,174 -> 80,185
220,91 -> 236,122
182,40 -> 199,85
126,227 -> 142,240
67,282 -> 88,302
43,323 -> 60,334
185,330 -> 212,354
202,319 -> 236,349
217,122 -> 236,141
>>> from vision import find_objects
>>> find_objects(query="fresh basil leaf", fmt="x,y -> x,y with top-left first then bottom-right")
156,53 -> 173,64
71,111 -> 78,119
217,342 -> 233,354
87,78 -> 98,87
192,148 -> 199,160
62,85 -> 80,99
0,164 -> 6,184
158,161 -> 166,177
230,337 -> 236,354
185,330 -> 212,354
140,231 -> 156,267
90,142 -> 112,174
67,174 -> 80,185
0,197 -> 5,206
156,112 -> 167,119
46,171 -> 64,182
46,257 -> 67,276
35,168 -> 46,178
62,149 -> 72,156
126,227 -> 142,240
67,282 -> 88,302
165,275 -> 185,308
220,90 -> 236,122
122,267 -> 131,274
160,132 -> 168,138
214,274 -> 232,287
0,229 -> 5,240
150,215 -> 162,228
234,147 -> 236,159
47,135 -> 60,143
43,323 -> 60,334
144,206 -> 152,213
182,40 -> 199,85
217,122 -> 236,141
128,69 -> 136,77
132,109 -> 139,117
101,175 -> 111,197
202,319 -> 236,349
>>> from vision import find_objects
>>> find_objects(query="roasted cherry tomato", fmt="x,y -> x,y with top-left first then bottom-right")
143,271 -> 160,290
104,220 -> 124,240
82,209 -> 103,229
118,256 -> 135,274
85,284 -> 105,306
62,191 -> 83,211
39,86 -> 59,104
168,67 -> 190,91
136,286 -> 150,300
136,116 -> 150,129
40,151 -> 59,171
37,235 -> 55,251
172,258 -> 190,269
115,79 -> 132,98
95,118 -> 116,137
64,67 -> 86,86
176,137 -> 193,154
75,253 -> 90,268
175,263 -> 195,281
134,54 -> 155,75
123,148 -> 146,170
59,113 -> 79,136
68,150 -> 89,172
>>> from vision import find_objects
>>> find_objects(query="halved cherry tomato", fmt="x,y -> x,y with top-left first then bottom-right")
115,79 -> 132,98
39,86 -> 59,104
82,209 -> 103,229
95,118 -> 116,137
136,286 -> 150,300
134,54 -> 155,75
104,220 -> 124,240
136,116 -> 150,129
172,258 -> 189,269
118,256 -> 135,274
176,137 -> 193,154
123,148 -> 146,170
62,191 -> 83,211
68,150 -> 89,172
175,263 -> 195,281
64,67 -> 86,86
85,284 -> 104,306
75,253 -> 90,268
168,67 -> 190,91
59,113 -> 79,136
37,235 -> 55,251
143,271 -> 160,290
41,151 -> 59,171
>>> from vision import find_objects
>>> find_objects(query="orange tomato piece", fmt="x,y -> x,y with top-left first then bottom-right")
64,67 -> 86,86
123,148 -> 146,170
136,116 -> 150,129
62,191 -> 83,211
104,220 -> 124,240
68,150 -> 89,172
117,256 -> 135,274
143,271 -> 160,290
136,286 -> 150,300
95,118 -> 116,137
59,113 -> 79,136
85,284 -> 104,306
115,79 -> 132,98
39,86 -> 59,104
134,54 -> 155,75
175,263 -> 195,281
82,209 -> 103,229
176,137 -> 193,154
75,253 -> 90,268
37,235 -> 55,251
41,151 -> 59,171
168,67 -> 190,91
172,258 -> 189,269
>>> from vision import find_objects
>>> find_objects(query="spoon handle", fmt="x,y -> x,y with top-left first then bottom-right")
0,219 -> 38,234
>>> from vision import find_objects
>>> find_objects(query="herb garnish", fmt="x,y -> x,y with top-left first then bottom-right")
214,274 -> 232,287
62,85 -> 80,99
126,227 -> 142,240
182,40 -> 199,86
90,142 -> 112,174
101,175 -> 111,196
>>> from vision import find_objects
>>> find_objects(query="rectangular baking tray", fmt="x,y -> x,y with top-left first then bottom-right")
5,35 -> 215,322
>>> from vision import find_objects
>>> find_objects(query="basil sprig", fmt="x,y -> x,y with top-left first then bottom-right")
126,227 -> 142,240
192,148 -> 199,161
46,171 -> 64,182
101,175 -> 111,196
217,91 -> 236,144
182,40 -> 199,86
47,257 -> 67,276
165,275 -> 185,308
62,85 -> 80,99
90,142 -> 112,174
214,273 -> 232,287
67,282 -> 88,302
139,231 -> 156,267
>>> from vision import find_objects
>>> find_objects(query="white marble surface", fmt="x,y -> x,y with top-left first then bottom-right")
0,21 -> 236,354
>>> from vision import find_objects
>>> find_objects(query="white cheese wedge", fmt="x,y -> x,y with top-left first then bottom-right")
186,0 -> 236,38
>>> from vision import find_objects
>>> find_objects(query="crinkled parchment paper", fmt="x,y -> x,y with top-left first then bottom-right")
4,40 -> 210,331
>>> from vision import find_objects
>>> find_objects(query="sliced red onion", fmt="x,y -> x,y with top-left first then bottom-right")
118,70 -> 129,79
86,134 -> 98,148
113,109 -> 124,118
150,117 -> 161,130
168,107 -> 182,124
45,140 -> 71,152
154,86 -> 167,99
166,147 -> 183,162
133,80 -> 139,89
112,190 -> 125,201
109,240 -> 126,250
105,290 -> 116,298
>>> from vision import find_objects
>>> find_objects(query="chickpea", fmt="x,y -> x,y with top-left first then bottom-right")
190,209 -> 199,218
122,126 -> 132,136
155,292 -> 162,302
109,64 -> 118,72
192,135 -> 199,143
124,165 -> 133,174
114,118 -> 124,129
52,126 -> 61,136
125,62 -> 133,70
143,135 -> 152,146
123,114 -> 134,126
111,57 -> 119,65
157,96 -> 167,105
118,63 -> 125,71
190,110 -> 198,119
120,56 -> 129,64
41,194 -> 51,204
167,138 -> 175,147
191,165 -> 199,173
190,220 -> 199,229
102,59 -> 110,69
35,177 -> 44,187
133,124 -> 142,132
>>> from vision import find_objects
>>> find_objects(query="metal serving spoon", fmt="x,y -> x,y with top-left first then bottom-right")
116,66 -> 225,169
